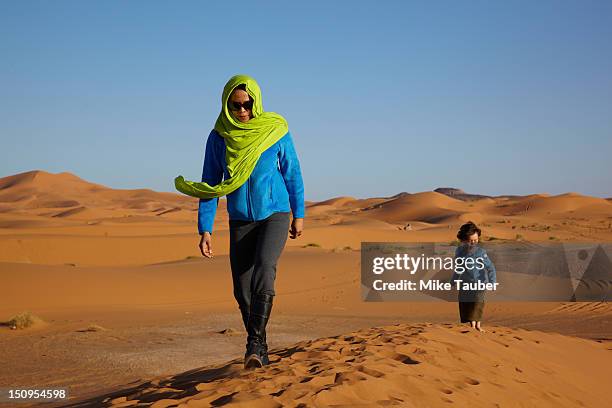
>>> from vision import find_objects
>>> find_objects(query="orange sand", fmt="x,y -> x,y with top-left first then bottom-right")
0,170 -> 611,407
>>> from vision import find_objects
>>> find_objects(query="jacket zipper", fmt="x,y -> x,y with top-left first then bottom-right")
246,176 -> 253,220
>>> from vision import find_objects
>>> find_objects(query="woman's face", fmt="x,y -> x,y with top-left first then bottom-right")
228,89 -> 254,123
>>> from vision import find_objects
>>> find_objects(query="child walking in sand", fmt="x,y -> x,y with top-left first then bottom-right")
452,221 -> 497,332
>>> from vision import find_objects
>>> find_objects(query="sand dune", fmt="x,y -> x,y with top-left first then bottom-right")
309,196 -> 357,207
490,193 -> 612,217
1,169 -> 611,407
64,323 -> 612,408
433,187 -> 490,201
0,169 -> 611,265
357,192 -> 483,225
0,170 -> 195,214
1,170 -> 611,244
548,302 -> 612,314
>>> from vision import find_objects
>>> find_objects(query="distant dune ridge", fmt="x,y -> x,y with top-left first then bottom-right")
0,169 -> 611,265
434,187 -> 492,201
1,169 -> 610,222
0,170 -> 195,212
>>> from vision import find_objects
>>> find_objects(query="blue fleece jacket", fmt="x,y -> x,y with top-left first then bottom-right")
451,245 -> 497,285
198,129 -> 305,234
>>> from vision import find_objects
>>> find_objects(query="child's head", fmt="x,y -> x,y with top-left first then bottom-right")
457,221 -> 481,244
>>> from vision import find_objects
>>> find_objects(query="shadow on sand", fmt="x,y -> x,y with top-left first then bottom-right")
61,344 -> 307,407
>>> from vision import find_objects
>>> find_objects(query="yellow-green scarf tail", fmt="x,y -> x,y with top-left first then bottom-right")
174,75 -> 288,198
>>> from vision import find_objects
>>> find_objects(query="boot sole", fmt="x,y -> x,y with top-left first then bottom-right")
244,353 -> 263,369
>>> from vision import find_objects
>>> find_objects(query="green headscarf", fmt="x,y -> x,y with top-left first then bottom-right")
174,75 -> 288,198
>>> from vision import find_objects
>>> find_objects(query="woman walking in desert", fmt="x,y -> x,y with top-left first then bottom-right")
175,74 -> 305,368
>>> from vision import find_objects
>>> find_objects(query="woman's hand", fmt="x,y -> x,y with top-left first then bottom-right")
199,232 -> 213,258
289,218 -> 303,239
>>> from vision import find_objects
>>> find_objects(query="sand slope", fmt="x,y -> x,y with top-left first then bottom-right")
1,170 -> 611,407
65,323 -> 612,408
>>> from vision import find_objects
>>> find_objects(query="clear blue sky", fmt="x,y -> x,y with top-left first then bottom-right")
1,1 -> 611,200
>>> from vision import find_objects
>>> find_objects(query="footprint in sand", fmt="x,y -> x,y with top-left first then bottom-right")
357,365 -> 386,378
394,353 -> 421,365
339,344 -> 366,355
290,350 -> 341,361
465,377 -> 480,385
268,354 -> 282,363
209,391 -> 238,406
334,371 -> 367,384
491,338 -> 511,348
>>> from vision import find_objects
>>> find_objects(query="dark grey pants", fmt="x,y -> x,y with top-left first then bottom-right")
229,211 -> 290,316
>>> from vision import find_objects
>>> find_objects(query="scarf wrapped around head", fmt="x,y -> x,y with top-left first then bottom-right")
174,75 -> 288,198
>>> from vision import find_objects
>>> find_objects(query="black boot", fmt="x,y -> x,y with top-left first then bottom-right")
244,293 -> 273,369
239,306 -> 249,332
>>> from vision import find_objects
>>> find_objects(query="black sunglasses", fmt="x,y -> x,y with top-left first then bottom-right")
228,99 -> 254,111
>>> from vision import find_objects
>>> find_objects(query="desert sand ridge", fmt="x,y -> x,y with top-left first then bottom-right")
60,323 -> 611,408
